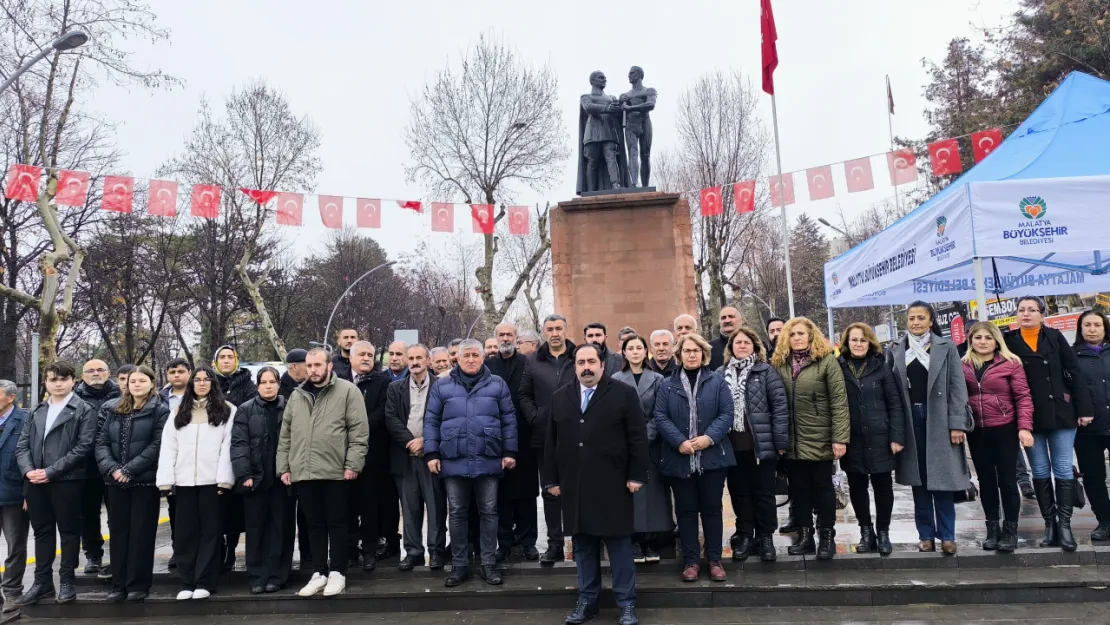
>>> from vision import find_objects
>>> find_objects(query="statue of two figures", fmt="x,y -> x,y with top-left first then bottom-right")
576,67 -> 657,195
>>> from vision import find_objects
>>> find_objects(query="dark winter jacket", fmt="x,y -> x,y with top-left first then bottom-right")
775,353 -> 851,462
424,366 -> 518,479
1074,342 -> 1110,436
709,334 -> 729,371
648,356 -> 678,377
230,395 -> 286,492
355,369 -> 392,470
962,355 -> 1034,431
1005,325 -> 1093,432
332,353 -> 353,382
216,368 -> 256,408
838,354 -> 906,474
719,361 -> 790,462
278,372 -> 303,401
486,351 -> 538,498
653,367 -> 737,478
94,395 -> 171,486
17,394 -> 98,482
0,407 -> 28,507
75,379 -> 121,473
519,340 -> 577,449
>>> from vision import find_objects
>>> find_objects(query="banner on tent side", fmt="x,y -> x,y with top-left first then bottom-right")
970,176 -> 1110,256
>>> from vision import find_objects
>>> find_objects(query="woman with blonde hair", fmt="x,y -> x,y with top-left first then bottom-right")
961,322 -> 1034,553
771,317 -> 849,560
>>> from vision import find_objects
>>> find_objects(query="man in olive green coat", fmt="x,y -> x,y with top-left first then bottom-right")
278,348 -> 369,598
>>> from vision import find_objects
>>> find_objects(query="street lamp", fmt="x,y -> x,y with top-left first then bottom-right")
817,217 -> 850,240
321,261 -> 398,348
741,289 -> 775,317
0,31 -> 90,95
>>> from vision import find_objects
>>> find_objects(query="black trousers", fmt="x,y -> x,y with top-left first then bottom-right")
967,422 -> 1021,522
297,497 -> 312,563
788,459 -> 836,530
27,480 -> 83,585
80,476 -> 107,560
106,485 -> 160,593
348,465 -> 399,560
173,485 -> 223,592
846,471 -> 894,530
498,494 -> 538,549
540,463 -> 563,545
297,480 -> 349,575
727,454 -> 779,537
221,492 -> 244,565
244,485 -> 295,588
1075,434 -> 1110,525
167,493 -> 176,542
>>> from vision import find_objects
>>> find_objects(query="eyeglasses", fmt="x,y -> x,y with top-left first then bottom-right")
193,378 -> 212,385
84,368 -> 107,374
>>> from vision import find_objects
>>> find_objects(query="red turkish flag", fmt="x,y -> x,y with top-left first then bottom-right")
733,181 -> 756,213
431,202 -> 454,232
699,186 -> 723,216
190,184 -> 221,219
356,198 -> 381,229
971,128 -> 1002,163
55,170 -> 89,207
928,138 -> 962,176
275,192 -> 303,226
318,195 -> 343,229
886,149 -> 918,186
147,179 -> 178,216
806,165 -> 835,201
507,205 -> 529,235
397,200 -> 423,213
240,188 -> 278,206
102,176 -> 135,213
4,164 -> 41,202
471,204 -> 495,234
768,173 -> 795,207
844,157 -> 874,193
760,0 -> 778,95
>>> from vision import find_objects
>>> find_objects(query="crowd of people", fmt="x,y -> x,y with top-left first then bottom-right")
0,295 -> 1109,625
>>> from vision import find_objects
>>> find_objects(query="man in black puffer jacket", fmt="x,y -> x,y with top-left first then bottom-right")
74,359 -> 121,577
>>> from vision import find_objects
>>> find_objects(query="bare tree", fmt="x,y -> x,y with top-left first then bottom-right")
404,33 -> 569,324
497,204 -> 551,333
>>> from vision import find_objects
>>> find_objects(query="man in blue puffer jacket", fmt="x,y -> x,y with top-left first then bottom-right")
424,339 -> 517,589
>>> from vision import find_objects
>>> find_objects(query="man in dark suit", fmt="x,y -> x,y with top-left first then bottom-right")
350,340 -> 394,570
542,344 -> 649,625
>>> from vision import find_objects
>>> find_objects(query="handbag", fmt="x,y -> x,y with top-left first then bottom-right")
832,467 -> 849,510
1074,465 -> 1087,509
953,479 -> 979,504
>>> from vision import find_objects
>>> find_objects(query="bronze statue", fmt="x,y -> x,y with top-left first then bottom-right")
620,66 -> 656,188
576,71 -> 630,194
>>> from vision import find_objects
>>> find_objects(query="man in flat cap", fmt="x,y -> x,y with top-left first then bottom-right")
281,349 -> 309,401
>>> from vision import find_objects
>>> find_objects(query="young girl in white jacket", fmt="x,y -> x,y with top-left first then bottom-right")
156,365 -> 236,601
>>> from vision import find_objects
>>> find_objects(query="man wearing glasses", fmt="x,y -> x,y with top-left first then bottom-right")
74,359 -> 121,579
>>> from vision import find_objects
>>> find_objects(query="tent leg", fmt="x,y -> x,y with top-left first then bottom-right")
828,308 -> 835,345
973,257 -> 990,321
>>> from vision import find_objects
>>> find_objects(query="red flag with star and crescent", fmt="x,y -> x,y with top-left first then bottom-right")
844,157 -> 874,193
886,149 -> 918,186
4,164 -> 41,202
55,170 -> 90,207
806,165 -> 835,201
148,179 -> 178,216
276,193 -> 303,226
318,195 -> 343,229
397,200 -> 423,213
507,205 -> 529,235
102,176 -> 135,213
190,184 -> 221,219
761,0 -> 778,96
769,173 -> 795,207
699,186 -> 723,217
431,202 -> 454,232
240,188 -> 278,206
928,138 -> 962,176
471,204 -> 495,235
971,128 -> 1002,163
733,181 -> 756,213
357,198 -> 381,228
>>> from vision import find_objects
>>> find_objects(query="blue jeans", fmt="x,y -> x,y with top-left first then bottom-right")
444,476 -> 499,567
1027,428 -> 1077,480
911,404 -> 956,542
573,534 -> 636,608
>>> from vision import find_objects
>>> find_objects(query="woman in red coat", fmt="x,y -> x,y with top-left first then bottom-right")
962,322 -> 1034,553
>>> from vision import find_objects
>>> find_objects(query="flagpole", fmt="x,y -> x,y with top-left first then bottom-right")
770,93 -> 795,319
886,75 -> 901,214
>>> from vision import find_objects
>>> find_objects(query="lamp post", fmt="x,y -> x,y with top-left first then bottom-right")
741,289 -> 775,317
321,261 -> 398,348
0,31 -> 89,95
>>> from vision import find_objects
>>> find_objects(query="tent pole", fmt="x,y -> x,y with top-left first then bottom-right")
972,257 -> 990,321
827,307 -> 835,346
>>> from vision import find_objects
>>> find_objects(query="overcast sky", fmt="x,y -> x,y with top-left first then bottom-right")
87,0 -> 1017,260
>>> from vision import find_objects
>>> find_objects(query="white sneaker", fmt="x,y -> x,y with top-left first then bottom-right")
176,590 -> 193,600
298,572 -> 328,597
191,588 -> 210,600
322,571 -> 345,596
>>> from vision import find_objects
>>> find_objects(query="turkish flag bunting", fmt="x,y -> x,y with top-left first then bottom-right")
55,170 -> 89,207
806,165 -> 835,201
886,149 -> 918,186
356,198 -> 381,229
507,205 -> 529,235
397,200 -> 423,213
4,164 -> 41,202
318,195 -> 343,229
844,157 -> 874,193
733,181 -> 756,213
471,204 -> 495,234
431,202 -> 454,232
275,192 -> 303,226
928,138 -> 962,176
190,184 -> 221,219
760,0 -> 778,95
769,173 -> 795,207
971,128 -> 1002,163
240,188 -> 278,206
147,179 -> 178,216
699,186 -> 723,216
102,176 -> 135,213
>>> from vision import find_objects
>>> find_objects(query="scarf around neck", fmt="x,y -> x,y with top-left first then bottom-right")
724,354 -> 757,432
905,332 -> 932,370
790,350 -> 812,379
680,367 -> 704,475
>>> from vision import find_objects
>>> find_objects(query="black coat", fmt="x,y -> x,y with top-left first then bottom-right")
75,380 -> 121,473
648,356 -> 678,377
95,395 -> 171,486
332,353 -> 353,382
17,394 -> 98,481
486,351 -> 538,498
357,370 -> 392,470
278,372 -> 302,401
1074,343 -> 1110,436
1005,325 -> 1093,432
837,354 -> 906,474
709,334 -> 729,371
230,395 -> 285,491
542,376 -> 650,537
520,340 -> 577,449
720,362 -> 790,462
217,368 -> 256,408
383,376 -> 430,477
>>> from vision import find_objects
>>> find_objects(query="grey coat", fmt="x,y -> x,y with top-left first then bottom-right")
890,334 -> 974,492
610,368 -> 673,533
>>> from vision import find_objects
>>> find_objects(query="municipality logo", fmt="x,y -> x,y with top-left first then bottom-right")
936,215 -> 947,237
831,272 -> 839,285
1019,196 -> 1047,220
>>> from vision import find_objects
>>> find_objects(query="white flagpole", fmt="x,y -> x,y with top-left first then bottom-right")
770,93 -> 796,319
886,75 -> 901,214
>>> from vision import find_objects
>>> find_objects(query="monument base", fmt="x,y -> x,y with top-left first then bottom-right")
550,192 -> 696,348
578,186 -> 657,197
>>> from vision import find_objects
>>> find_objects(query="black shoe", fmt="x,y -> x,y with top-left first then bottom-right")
779,516 -> 801,534
127,591 -> 148,602
631,542 -> 645,564
479,565 -> 502,585
520,544 -> 539,560
1034,477 -> 1059,547
83,558 -> 101,575
377,540 -> 400,560
251,585 -> 265,594
618,605 -> 639,625
168,555 -> 177,569
398,555 -> 420,571
362,553 -> 377,571
1057,478 -> 1078,552
565,598 -> 600,624
264,583 -> 281,593
998,521 -> 1018,553
56,582 -> 76,604
643,544 -> 661,562
494,546 -> 510,562
541,543 -> 565,564
876,530 -> 893,555
445,567 -> 469,588
97,563 -> 112,580
375,537 -> 388,557
816,528 -> 836,560
982,521 -> 1001,550
1020,482 -> 1035,500
13,583 -> 54,606
1093,522 -> 1110,542
787,527 -> 815,555
107,589 -> 127,603
757,534 -> 776,562
730,533 -> 752,562
856,525 -> 877,553
429,551 -> 446,570
347,557 -> 361,571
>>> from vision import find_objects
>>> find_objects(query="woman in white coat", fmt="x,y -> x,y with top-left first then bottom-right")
156,365 -> 236,600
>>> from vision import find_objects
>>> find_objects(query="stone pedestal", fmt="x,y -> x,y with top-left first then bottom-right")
550,192 -> 696,348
